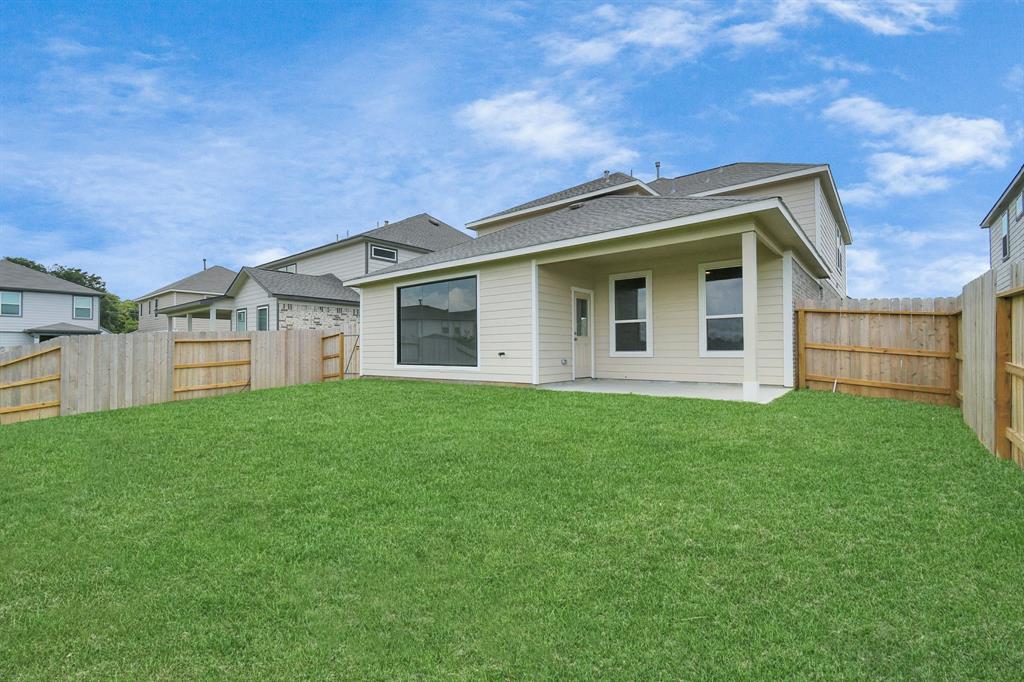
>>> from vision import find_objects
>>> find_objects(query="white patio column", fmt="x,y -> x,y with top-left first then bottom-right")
166,314 -> 174,332
742,231 -> 759,402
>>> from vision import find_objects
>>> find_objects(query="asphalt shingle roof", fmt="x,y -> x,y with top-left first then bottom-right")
0,258 -> 103,295
24,322 -> 102,335
242,267 -> 359,303
137,265 -> 237,300
649,162 -> 820,197
355,213 -> 470,251
476,172 -> 639,222
364,195 -> 764,279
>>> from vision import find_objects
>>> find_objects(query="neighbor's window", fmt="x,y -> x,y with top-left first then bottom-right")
700,262 -> 743,355
73,296 -> 93,320
370,245 -> 398,262
1015,192 -> 1023,216
257,305 -> 269,331
0,291 -> 22,316
1001,211 -> 1010,260
235,309 -> 247,331
276,263 -> 298,274
836,227 -> 843,273
609,272 -> 652,355
398,275 -> 477,366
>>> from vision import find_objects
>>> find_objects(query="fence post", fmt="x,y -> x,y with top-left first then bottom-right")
948,312 -> 959,405
796,309 -> 807,389
994,296 -> 1012,460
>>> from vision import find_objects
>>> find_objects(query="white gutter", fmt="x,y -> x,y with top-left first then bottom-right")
349,198 -> 828,286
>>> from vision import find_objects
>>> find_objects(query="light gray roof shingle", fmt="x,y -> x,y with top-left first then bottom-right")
0,258 -> 103,295
475,172 -> 640,223
241,267 -> 359,303
356,213 -> 470,251
137,265 -> 237,300
23,322 -> 102,335
362,195 -> 764,280
649,162 -> 820,197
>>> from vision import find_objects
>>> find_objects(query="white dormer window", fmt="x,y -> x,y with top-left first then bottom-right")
370,245 -> 398,262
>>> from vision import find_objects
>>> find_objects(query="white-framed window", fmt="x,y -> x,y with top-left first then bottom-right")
0,290 -> 22,317
1001,211 -> 1010,260
608,271 -> 652,357
73,295 -> 93,320
370,244 -> 398,262
276,263 -> 298,274
1015,193 -> 1023,217
257,305 -> 270,331
235,308 -> 247,331
836,227 -> 843,273
699,260 -> 744,357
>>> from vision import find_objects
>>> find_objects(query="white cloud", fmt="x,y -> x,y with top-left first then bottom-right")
807,53 -> 873,74
43,38 -> 98,58
815,0 -> 958,36
823,96 -> 1008,203
751,78 -> 847,106
457,90 -> 636,170
1005,64 -> 1024,94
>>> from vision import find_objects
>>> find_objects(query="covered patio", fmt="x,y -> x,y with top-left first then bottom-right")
159,295 -> 235,331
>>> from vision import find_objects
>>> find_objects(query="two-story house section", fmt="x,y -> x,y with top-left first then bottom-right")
134,264 -> 238,332
0,258 -> 103,348
980,164 -> 1024,293
257,213 -> 470,280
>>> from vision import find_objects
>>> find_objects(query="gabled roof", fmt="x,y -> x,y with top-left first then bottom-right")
228,267 -> 359,304
136,265 -> 237,300
648,162 -> 820,196
258,213 -> 469,270
351,195 -> 820,285
980,164 -> 1024,228
468,172 -> 656,228
24,322 -> 101,335
0,258 -> 103,296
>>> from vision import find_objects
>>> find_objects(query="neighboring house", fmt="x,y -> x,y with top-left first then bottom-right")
0,258 -> 103,348
134,265 -> 237,332
347,162 -> 852,401
157,213 -> 469,331
980,164 -> 1024,293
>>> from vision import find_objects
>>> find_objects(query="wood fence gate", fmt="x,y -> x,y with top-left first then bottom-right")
172,337 -> 252,400
796,298 -> 960,406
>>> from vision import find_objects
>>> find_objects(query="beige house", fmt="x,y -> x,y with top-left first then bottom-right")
348,163 -> 851,401
980,164 -> 1024,293
134,265 -> 237,332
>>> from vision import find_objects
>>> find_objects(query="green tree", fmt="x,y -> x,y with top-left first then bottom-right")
3,256 -> 139,333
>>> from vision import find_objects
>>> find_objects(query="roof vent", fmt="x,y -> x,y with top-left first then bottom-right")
569,202 -> 585,210
428,218 -> 440,226
603,170 -> 610,179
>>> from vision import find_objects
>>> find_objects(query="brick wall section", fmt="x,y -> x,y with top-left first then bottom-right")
278,301 -> 359,330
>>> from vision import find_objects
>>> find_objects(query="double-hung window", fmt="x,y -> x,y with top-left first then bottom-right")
73,296 -> 93,320
0,291 -> 22,316
257,305 -> 270,331
1001,211 -> 1010,260
609,271 -> 652,356
699,261 -> 744,356
397,275 -> 477,366
235,309 -> 247,331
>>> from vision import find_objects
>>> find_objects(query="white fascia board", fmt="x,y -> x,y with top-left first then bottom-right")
466,180 -> 658,230
350,198 -> 828,286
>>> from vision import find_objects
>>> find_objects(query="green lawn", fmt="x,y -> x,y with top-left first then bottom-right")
1,380 -> 1022,680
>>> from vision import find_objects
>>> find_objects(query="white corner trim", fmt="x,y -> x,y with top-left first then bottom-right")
782,250 -> 794,388
531,259 -> 539,385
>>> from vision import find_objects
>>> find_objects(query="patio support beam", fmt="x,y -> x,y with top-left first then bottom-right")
742,231 -> 759,402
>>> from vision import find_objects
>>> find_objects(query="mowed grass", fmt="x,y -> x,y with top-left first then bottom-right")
1,380 -> 1022,680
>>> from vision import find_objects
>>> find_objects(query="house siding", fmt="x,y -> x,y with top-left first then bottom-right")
537,261 -> 591,383
0,290 -> 100,348
273,241 -> 425,281
988,192 -> 1024,292
232,278 -> 277,330
359,259 -> 534,383
136,291 -> 230,332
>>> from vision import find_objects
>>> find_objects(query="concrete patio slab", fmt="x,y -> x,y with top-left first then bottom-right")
539,378 -> 791,404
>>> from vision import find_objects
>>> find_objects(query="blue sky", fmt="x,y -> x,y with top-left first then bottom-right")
1,0 -> 1022,298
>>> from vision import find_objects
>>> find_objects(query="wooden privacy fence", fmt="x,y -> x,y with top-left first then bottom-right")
0,326 -> 359,425
995,284 -> 1024,466
796,297 -> 960,406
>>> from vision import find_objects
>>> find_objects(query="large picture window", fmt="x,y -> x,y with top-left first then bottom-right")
609,271 -> 652,356
398,276 -> 477,366
699,261 -> 743,356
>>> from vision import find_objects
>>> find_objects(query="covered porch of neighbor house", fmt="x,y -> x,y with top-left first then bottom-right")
534,228 -> 799,401
159,295 -> 235,331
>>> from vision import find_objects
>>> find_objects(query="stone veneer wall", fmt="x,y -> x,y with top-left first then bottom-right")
278,300 -> 359,330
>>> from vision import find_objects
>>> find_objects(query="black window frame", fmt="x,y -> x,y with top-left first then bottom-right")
397,275 -> 478,367
370,244 -> 399,263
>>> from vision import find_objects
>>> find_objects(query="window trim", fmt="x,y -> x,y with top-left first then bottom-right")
836,226 -> 843,273
608,270 -> 653,358
0,290 -> 23,317
393,271 -> 480,370
256,305 -> 270,331
235,308 -> 247,331
72,295 -> 94,320
698,259 -> 744,358
1001,211 -> 1010,261
276,263 -> 298,274
370,244 -> 399,263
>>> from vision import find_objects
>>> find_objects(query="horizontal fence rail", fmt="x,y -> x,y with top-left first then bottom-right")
0,325 -> 358,425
